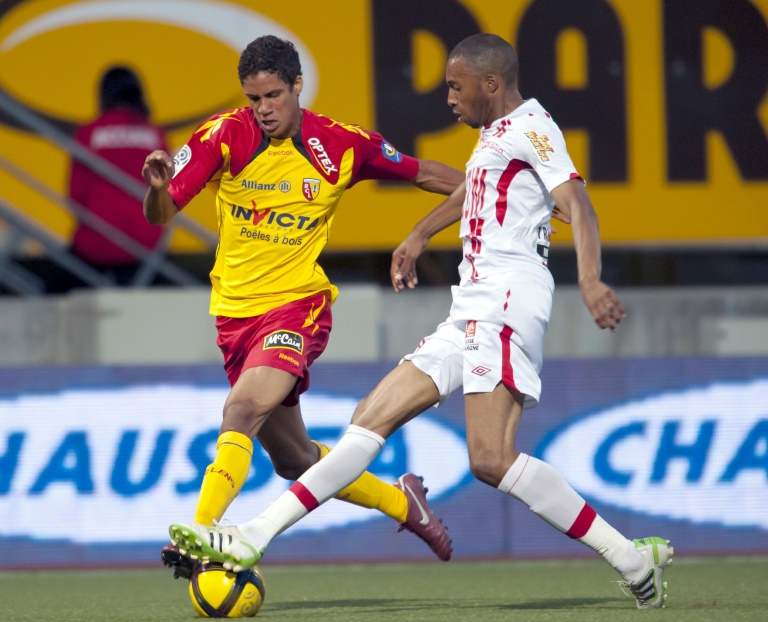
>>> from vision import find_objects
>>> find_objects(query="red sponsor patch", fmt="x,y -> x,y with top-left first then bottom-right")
465,320 -> 477,338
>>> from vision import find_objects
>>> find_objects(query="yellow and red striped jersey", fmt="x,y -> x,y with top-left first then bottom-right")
169,107 -> 418,317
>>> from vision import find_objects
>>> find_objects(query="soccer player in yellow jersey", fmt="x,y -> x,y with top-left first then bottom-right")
143,35 -> 463,576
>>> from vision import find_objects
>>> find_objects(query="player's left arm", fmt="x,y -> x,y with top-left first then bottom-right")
550,179 -> 626,331
391,181 -> 466,292
411,159 -> 465,195
350,129 -> 462,195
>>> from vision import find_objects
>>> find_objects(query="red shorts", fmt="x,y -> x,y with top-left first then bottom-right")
215,292 -> 332,406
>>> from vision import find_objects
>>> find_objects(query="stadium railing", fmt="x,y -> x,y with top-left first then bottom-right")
0,90 -> 217,294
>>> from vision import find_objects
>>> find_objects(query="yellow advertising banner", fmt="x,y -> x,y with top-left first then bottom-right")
0,0 -> 766,251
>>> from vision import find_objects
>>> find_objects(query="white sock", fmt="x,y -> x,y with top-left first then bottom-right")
498,453 -> 593,534
238,425 -> 384,547
297,425 -> 385,503
578,516 -> 643,581
238,495 -> 305,548
498,453 -> 643,579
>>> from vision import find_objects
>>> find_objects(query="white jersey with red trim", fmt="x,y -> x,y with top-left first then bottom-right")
457,99 -> 580,287
408,100 -> 580,405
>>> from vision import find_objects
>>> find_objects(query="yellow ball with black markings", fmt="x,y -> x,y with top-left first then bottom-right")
188,562 -> 266,618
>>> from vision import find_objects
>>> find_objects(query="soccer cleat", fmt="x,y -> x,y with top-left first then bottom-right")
161,543 -> 200,580
621,537 -> 674,609
394,473 -> 453,561
168,522 -> 264,572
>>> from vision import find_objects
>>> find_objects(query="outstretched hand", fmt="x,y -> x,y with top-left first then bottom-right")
391,231 -> 429,292
579,279 -> 626,331
142,150 -> 175,190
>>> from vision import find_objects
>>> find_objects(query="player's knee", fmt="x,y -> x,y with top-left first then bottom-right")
221,399 -> 269,437
350,395 -> 371,424
272,463 -> 305,480
271,452 -> 316,480
468,453 -> 505,488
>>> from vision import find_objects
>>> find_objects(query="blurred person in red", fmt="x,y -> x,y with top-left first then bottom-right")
68,66 -> 167,284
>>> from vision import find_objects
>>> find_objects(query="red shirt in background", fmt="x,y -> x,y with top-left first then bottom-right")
69,109 -> 168,266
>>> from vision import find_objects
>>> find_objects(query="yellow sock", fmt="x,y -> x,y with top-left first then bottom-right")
194,431 -> 253,526
312,441 -> 408,523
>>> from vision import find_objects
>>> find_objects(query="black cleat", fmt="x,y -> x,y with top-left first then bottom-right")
161,543 -> 200,580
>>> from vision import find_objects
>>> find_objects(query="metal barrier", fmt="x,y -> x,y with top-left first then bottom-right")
0,89 -> 216,293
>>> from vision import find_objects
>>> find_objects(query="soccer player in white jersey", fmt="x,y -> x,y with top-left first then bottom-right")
169,33 -> 673,609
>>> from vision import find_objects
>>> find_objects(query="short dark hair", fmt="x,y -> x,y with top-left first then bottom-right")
449,33 -> 518,84
238,35 -> 302,85
99,66 -> 149,117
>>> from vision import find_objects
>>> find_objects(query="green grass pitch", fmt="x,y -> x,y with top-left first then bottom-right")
2,556 -> 765,621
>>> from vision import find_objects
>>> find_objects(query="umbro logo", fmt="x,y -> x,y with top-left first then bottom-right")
471,366 -> 492,376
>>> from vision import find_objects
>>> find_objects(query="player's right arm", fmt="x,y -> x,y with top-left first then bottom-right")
143,110 -> 236,225
142,150 -> 179,225
550,179 -> 626,331
391,182 -> 466,292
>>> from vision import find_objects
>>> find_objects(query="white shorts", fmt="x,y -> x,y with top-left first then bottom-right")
402,271 -> 552,409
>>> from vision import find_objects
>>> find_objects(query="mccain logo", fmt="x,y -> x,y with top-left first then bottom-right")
263,330 -> 304,354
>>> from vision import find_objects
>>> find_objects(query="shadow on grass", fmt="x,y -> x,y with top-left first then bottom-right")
500,597 -> 615,610
267,596 -> 614,613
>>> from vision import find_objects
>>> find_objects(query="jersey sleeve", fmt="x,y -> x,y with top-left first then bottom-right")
167,114 -> 230,209
349,129 -> 419,186
514,118 -> 581,193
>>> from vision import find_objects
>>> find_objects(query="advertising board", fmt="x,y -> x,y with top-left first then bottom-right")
2,357 -> 766,567
1,0 -> 766,251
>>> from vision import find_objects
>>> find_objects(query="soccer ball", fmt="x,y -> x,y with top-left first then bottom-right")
188,562 -> 266,618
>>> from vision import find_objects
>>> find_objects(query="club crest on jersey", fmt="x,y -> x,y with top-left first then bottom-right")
303,178 -> 321,201
524,131 -> 554,162
381,141 -> 403,163
263,330 -> 304,354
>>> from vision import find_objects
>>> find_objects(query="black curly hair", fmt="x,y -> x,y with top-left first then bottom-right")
238,35 -> 302,85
